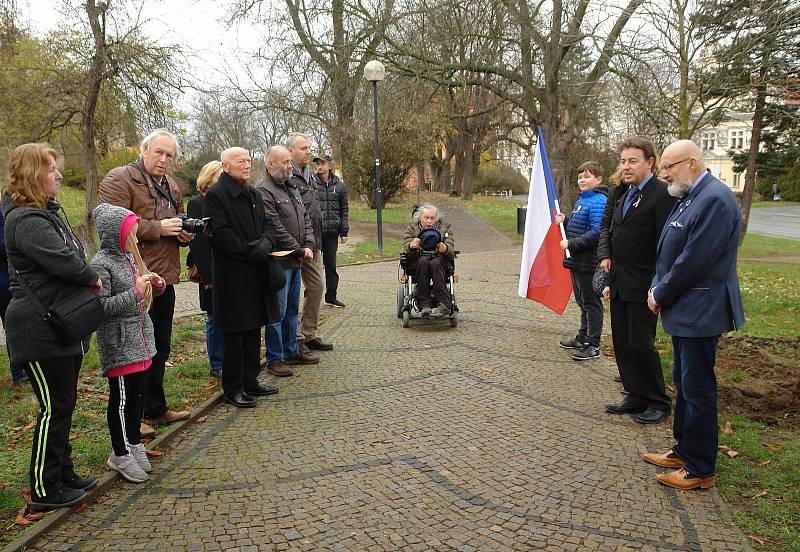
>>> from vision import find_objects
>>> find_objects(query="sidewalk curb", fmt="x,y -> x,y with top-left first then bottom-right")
2,390 -> 223,552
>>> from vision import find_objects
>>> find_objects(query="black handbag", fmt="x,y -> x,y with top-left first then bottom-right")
13,269 -> 104,346
592,265 -> 610,297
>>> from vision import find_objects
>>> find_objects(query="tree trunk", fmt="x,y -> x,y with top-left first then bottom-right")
416,160 -> 425,192
80,0 -> 107,257
739,56 -> 770,246
461,138 -> 476,200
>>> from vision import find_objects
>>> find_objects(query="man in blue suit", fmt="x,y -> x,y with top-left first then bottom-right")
643,140 -> 745,490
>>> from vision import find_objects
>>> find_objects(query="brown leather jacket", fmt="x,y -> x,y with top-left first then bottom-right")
99,162 -> 186,284
403,218 -> 456,271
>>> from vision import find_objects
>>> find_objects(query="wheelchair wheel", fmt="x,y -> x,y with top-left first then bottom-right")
401,310 -> 410,328
449,311 -> 458,328
396,287 -> 405,318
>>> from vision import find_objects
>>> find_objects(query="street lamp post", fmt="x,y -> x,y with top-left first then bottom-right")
364,60 -> 386,255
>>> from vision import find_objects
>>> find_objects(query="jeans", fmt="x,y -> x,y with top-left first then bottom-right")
671,335 -> 720,478
570,270 -> 603,348
205,313 -> 223,375
266,267 -> 302,362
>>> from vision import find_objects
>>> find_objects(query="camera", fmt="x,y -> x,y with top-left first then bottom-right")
176,214 -> 212,234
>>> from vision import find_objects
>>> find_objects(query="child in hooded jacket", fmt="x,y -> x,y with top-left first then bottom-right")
91,203 -> 165,483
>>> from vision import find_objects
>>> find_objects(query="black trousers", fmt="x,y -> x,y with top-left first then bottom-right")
221,328 -> 261,396
321,234 -> 340,302
570,270 -> 603,348
144,285 -> 175,419
415,255 -> 451,309
107,371 -> 145,457
610,299 -> 671,411
24,355 -> 82,499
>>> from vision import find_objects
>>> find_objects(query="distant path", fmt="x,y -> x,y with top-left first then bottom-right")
747,206 -> 800,241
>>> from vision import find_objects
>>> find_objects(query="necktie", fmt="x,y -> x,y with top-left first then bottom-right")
622,186 -> 640,217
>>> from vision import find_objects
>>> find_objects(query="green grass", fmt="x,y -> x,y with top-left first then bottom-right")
0,315 -> 218,544
457,195 -> 523,244
338,238 -> 405,266
348,195 -> 420,225
739,233 -> 800,259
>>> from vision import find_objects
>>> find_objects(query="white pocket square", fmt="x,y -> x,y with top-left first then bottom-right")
669,221 -> 684,228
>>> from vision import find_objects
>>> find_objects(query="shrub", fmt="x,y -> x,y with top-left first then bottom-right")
475,163 -> 528,194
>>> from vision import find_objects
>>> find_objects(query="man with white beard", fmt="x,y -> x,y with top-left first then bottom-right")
642,139 -> 745,490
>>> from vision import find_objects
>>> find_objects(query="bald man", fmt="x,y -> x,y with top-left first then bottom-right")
204,147 -> 282,407
642,139 -> 745,490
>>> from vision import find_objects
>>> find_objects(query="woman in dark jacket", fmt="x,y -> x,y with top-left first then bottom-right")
2,143 -> 101,511
187,161 -> 223,378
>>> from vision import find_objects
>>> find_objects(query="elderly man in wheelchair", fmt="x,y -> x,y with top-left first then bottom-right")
400,204 -> 456,322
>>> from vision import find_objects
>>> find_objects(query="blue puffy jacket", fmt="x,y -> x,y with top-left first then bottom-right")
562,185 -> 608,272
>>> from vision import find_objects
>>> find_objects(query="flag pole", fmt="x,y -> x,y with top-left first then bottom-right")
554,200 -> 571,259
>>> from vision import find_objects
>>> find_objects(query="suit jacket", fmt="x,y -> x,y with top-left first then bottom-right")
651,173 -> 745,337
203,172 -> 281,332
597,176 -> 677,302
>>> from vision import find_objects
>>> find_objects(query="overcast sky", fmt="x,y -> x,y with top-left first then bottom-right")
19,0 -> 270,100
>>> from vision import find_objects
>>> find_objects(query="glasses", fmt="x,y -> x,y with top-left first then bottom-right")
661,158 -> 691,173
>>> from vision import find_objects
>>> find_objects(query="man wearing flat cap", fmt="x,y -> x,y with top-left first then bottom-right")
313,153 -> 349,308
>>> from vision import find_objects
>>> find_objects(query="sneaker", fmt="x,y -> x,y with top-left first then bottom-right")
559,337 -> 585,349
284,350 -> 320,365
61,475 -> 98,491
420,306 -> 432,317
324,299 -> 346,308
29,487 -> 87,512
130,443 -> 152,473
107,453 -> 149,483
572,345 -> 600,361
432,304 -> 451,318
12,374 -> 29,386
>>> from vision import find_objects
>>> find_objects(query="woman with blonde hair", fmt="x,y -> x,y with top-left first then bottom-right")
2,143 -> 102,511
187,160 -> 223,377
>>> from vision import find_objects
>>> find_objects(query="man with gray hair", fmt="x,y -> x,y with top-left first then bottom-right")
256,145 -> 317,375
100,129 -> 193,430
287,132 -> 333,353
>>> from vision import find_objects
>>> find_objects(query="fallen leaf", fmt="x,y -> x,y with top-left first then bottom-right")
15,507 -> 48,526
764,442 -> 784,452
22,421 -> 36,432
74,503 -> 87,513
718,445 -> 739,458
758,459 -> 772,467
202,380 -> 217,388
145,449 -> 163,457
98,394 -> 109,402
165,361 -> 174,368
195,416 -> 207,423
748,535 -> 768,545
751,491 -> 767,500
481,367 -> 494,374
21,489 -> 31,503
721,421 -> 733,434
785,482 -> 796,489
82,411 -> 98,418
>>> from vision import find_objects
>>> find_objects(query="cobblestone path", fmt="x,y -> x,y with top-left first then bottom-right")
36,206 -> 749,551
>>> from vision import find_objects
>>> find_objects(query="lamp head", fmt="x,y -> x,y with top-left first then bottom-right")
364,60 -> 386,82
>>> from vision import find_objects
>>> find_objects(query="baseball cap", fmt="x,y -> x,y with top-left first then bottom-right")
313,153 -> 333,163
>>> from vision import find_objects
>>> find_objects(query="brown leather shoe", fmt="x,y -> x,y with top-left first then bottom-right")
267,360 -> 294,377
139,422 -> 157,438
148,409 -> 190,425
284,351 -> 320,365
643,450 -> 685,468
656,468 -> 715,490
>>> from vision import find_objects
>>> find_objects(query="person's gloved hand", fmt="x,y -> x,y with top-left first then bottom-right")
247,237 -> 274,264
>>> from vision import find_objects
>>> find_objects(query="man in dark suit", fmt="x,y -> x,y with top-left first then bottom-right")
204,147 -> 282,408
598,137 -> 678,424
643,140 -> 745,490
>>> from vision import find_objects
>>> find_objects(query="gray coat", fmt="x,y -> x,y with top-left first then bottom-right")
90,203 -> 159,375
2,194 -> 99,363
255,171 -> 314,268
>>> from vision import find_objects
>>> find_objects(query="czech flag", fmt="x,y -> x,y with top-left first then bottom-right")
517,127 -> 572,314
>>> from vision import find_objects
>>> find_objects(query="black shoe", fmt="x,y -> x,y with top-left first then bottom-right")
605,400 -> 646,415
572,345 -> 600,361
29,487 -> 87,512
298,342 -> 311,355
244,383 -> 279,397
306,338 -> 333,351
636,408 -> 670,424
325,299 -> 346,308
559,337 -> 585,349
61,475 -> 98,491
224,392 -> 257,408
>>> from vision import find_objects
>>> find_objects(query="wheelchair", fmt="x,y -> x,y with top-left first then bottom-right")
396,249 -> 459,328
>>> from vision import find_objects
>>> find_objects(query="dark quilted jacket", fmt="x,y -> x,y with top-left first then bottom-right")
562,185 -> 608,272
314,173 -> 349,236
